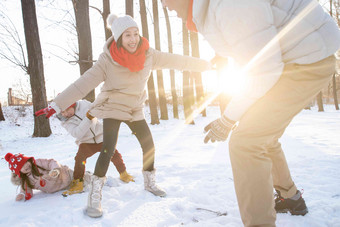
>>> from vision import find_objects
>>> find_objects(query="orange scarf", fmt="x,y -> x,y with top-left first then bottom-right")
110,37 -> 150,72
186,0 -> 198,32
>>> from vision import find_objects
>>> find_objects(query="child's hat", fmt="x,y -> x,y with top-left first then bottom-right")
107,14 -> 138,42
5,153 -> 34,178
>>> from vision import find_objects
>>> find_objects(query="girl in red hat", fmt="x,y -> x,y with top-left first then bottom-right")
5,152 -> 87,201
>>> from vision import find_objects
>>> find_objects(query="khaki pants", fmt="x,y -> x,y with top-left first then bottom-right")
229,56 -> 336,227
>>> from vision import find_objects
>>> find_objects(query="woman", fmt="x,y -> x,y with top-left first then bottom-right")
35,14 -> 212,218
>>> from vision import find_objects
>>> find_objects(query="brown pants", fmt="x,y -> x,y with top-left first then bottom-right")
229,56 -> 335,227
73,142 -> 126,180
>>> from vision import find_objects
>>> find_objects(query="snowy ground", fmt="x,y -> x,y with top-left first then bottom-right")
0,105 -> 339,227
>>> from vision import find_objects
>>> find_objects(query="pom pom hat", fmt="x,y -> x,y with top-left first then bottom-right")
5,153 -> 34,178
107,14 -> 138,41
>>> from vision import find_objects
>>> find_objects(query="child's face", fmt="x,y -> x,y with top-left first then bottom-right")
61,107 -> 75,118
20,161 -> 32,174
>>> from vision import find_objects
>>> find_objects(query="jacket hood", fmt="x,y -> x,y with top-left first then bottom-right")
103,36 -> 118,65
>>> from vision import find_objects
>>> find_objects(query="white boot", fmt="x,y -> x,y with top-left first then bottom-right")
83,171 -> 92,190
142,169 -> 166,197
86,175 -> 106,218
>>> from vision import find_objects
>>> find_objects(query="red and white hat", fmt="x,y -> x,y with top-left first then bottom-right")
5,153 -> 34,178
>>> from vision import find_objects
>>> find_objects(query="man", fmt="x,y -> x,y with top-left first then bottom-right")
55,100 -> 134,196
162,0 -> 340,226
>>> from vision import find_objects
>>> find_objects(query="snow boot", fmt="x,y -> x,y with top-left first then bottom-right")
142,169 -> 166,197
62,179 -> 84,196
86,175 -> 106,218
120,170 -> 135,183
275,190 -> 308,216
83,171 -> 92,190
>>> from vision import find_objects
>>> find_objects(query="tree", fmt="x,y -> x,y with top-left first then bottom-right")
139,0 -> 159,124
21,0 -> 51,137
0,102 -> 5,121
182,22 -> 194,124
126,0 -> 133,17
11,77 -> 32,103
152,0 -> 168,120
90,0 -> 112,41
316,92 -> 324,112
332,74 -> 339,110
72,0 -> 95,102
329,0 -> 339,110
0,11 -> 27,73
189,31 -> 206,117
163,7 -> 179,119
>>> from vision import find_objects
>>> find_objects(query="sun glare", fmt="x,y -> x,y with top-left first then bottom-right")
217,62 -> 247,96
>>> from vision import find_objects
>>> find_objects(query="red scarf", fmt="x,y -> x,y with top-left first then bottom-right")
186,0 -> 198,32
110,37 -> 150,72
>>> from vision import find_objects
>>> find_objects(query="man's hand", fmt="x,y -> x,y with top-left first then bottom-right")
204,115 -> 236,143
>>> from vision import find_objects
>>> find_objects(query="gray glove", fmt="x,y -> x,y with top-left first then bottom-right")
204,115 -> 236,143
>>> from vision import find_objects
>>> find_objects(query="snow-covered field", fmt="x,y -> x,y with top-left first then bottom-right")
0,105 -> 339,227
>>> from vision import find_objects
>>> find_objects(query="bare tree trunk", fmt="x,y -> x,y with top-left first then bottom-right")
0,102 -> 5,121
332,74 -> 339,110
316,92 -> 324,112
329,0 -> 339,110
21,0 -> 51,137
182,23 -> 194,124
126,0 -> 133,17
152,0 -> 168,120
72,0 -> 95,102
163,7 -> 178,119
189,31 -> 206,117
139,0 -> 159,124
103,0 -> 112,40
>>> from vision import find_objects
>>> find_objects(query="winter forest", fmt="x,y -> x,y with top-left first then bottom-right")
1,0 -> 340,227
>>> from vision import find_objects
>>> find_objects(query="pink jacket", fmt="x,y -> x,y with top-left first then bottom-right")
18,159 -> 73,196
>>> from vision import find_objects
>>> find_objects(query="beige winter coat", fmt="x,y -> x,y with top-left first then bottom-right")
14,159 -> 73,196
54,36 -> 211,121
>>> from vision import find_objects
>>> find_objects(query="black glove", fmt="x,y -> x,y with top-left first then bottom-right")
204,115 -> 236,143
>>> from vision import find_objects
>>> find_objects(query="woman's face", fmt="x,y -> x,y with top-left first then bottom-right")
20,161 -> 32,174
121,27 -> 140,53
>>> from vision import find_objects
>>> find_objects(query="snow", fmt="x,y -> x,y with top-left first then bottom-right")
0,105 -> 340,227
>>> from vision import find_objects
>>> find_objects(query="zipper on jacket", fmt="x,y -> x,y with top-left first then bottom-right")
75,114 -> 97,144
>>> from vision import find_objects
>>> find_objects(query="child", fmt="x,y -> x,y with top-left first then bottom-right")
5,152 -> 86,201
55,100 -> 134,196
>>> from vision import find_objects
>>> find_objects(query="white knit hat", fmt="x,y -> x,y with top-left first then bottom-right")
107,14 -> 138,41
